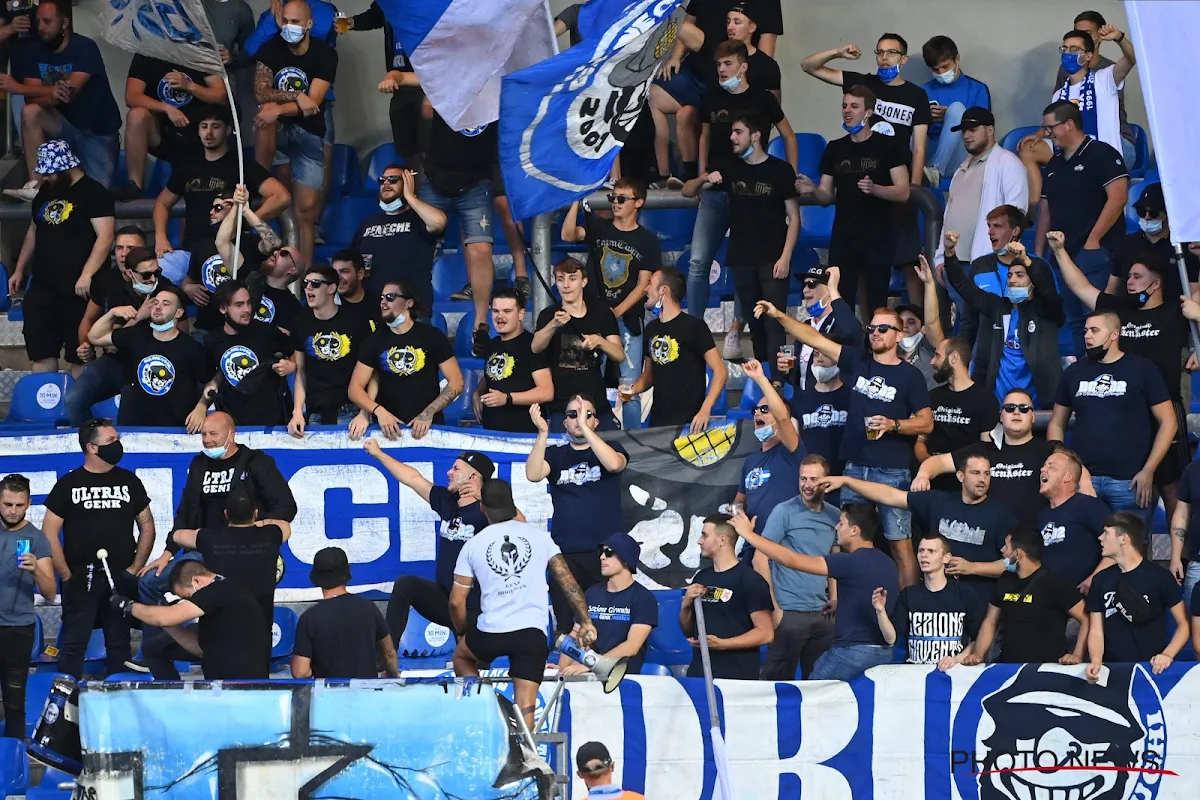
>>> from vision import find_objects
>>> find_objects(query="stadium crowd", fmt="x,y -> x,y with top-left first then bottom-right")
3,3 -> 1200,787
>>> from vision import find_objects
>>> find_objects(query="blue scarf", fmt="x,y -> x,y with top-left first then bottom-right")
1055,70 -> 1099,140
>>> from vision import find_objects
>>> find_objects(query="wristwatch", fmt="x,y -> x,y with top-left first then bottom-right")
891,419 -> 901,433
505,392 -> 513,406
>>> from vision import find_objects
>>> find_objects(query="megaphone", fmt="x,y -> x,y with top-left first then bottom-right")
555,635 -> 628,693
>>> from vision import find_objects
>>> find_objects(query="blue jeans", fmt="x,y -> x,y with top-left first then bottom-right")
1057,247 -> 1112,357
418,179 -> 494,244
137,550 -> 204,652
808,644 -> 893,681
614,318 -> 643,429
65,354 -> 124,426
928,102 -> 968,179
1184,562 -> 1200,613
1092,474 -> 1155,530
56,113 -> 118,188
272,121 -> 326,190
842,463 -> 912,541
686,191 -> 729,316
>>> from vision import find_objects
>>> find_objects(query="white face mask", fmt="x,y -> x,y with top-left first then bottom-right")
933,67 -> 957,84
900,331 -> 924,351
812,365 -> 840,383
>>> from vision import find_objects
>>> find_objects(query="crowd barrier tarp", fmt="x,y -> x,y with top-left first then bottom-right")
74,664 -> 1197,799
0,423 -> 754,599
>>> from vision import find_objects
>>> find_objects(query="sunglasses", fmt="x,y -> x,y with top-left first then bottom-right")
381,292 -> 407,303
135,270 -> 161,280
865,323 -> 901,334
1002,403 -> 1034,413
378,175 -> 403,185
210,201 -> 230,212
803,280 -> 822,289
753,404 -> 770,414
1137,207 -> 1162,219
303,278 -> 333,289
599,547 -> 617,558
607,193 -> 637,205
565,409 -> 595,419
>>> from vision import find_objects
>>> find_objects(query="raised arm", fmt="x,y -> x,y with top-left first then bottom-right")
362,437 -> 434,502
754,301 -> 842,362
579,420 -> 628,473
743,359 -> 799,452
1100,24 -> 1137,85
525,404 -> 553,481
915,256 -> 945,346
561,200 -> 587,243
730,513 -> 829,575
1046,231 -> 1101,310
800,44 -> 860,86
823,475 -> 910,509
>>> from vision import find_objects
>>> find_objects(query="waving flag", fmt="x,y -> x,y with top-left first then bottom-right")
384,0 -> 557,131
499,0 -> 685,221
100,0 -> 224,73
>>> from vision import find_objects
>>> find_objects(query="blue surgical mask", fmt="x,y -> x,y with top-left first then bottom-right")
202,445 -> 227,460
651,298 -> 662,317
738,145 -> 755,161
132,280 -> 157,295
281,24 -> 305,44
933,67 -> 956,85
387,313 -> 406,329
719,75 -> 741,92
877,64 -> 900,82
380,198 -> 403,213
995,245 -> 1009,257
1061,52 -> 1086,74
1139,217 -> 1164,235
842,120 -> 866,135
754,424 -> 775,443
805,300 -> 827,318
150,320 -> 176,332
1005,286 -> 1031,304
1004,556 -> 1018,573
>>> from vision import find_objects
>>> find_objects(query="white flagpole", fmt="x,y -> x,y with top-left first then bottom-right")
221,73 -> 245,279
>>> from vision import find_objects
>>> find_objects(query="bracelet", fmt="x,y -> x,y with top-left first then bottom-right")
891,419 -> 901,433
506,393 -> 513,406
371,403 -> 380,416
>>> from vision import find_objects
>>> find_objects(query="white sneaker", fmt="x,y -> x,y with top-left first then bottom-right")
3,180 -> 39,202
722,330 -> 742,360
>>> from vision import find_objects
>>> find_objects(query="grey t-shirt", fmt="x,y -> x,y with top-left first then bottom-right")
761,498 -> 839,612
0,523 -> 52,627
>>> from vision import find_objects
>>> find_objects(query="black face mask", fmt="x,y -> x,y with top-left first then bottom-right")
1085,344 -> 1109,363
1129,289 -> 1150,306
95,440 -> 124,466
225,314 -> 249,333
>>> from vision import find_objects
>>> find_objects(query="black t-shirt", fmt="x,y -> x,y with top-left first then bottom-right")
842,72 -> 932,147
1094,294 -> 1188,401
959,437 -> 1054,524
644,312 -> 716,427
194,455 -> 242,525
685,562 -> 772,680
543,442 -> 629,553
1177,460 -> 1200,559
481,332 -> 548,433
111,323 -> 209,427
1053,353 -> 1170,480
892,580 -> 985,664
907,490 -> 1012,599
991,568 -> 1082,663
254,285 -> 301,334
1042,137 -> 1130,254
127,55 -> 210,145
254,37 -> 338,138
353,210 -> 440,306
205,321 -> 295,426
290,306 -> 369,410
356,323 -> 454,423
819,132 -> 908,243
742,49 -> 781,93
30,175 -> 115,296
838,347 -> 931,469
700,85 -> 784,174
1086,561 -> 1182,662
295,592 -> 389,678
425,113 -> 497,196
167,150 -> 272,247
586,581 -> 659,674
583,217 -> 660,331
535,303 -> 619,413
194,524 -> 284,628
718,155 -> 798,267
43,466 -> 150,572
190,577 -> 270,679
428,485 -> 489,595
1037,493 -> 1110,588
342,293 -> 383,333
926,383 -> 1001,491
1111,232 -> 1200,302
795,384 -> 850,477
685,0 -> 783,70
93,269 -> 176,314
187,238 -> 264,332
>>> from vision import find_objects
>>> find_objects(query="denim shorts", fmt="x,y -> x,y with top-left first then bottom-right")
56,112 -> 118,188
655,65 -> 705,108
842,462 -> 912,541
272,121 -> 326,190
418,179 -> 493,245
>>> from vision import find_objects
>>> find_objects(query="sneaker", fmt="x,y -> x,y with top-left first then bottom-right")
513,276 -> 531,304
111,182 -> 142,202
449,283 -> 473,301
471,323 -> 490,357
648,176 -> 684,190
3,180 -> 39,202
122,658 -> 151,674
722,329 -> 742,360
923,165 -> 941,187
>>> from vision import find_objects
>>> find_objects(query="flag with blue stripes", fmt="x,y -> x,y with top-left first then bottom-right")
499,0 -> 686,221
382,0 -> 557,130
101,0 -> 225,73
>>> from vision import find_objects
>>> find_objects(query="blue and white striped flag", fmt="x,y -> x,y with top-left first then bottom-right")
100,0 -> 224,73
383,0 -> 558,131
498,0 -> 685,221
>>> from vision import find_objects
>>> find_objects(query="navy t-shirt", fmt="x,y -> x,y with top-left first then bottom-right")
838,347 -> 931,469
1053,353 -> 1170,481
740,442 -> 804,532
794,385 -> 849,477
1174,460 -> 1200,560
1037,493 -> 1110,588
686,562 -> 772,680
1086,561 -> 1181,662
585,581 -> 658,674
824,547 -> 900,647
17,34 -> 122,135
428,485 -> 488,600
543,442 -> 629,553
892,580 -> 985,664
1042,137 -> 1130,254
907,490 -> 1012,598
961,437 -> 1055,524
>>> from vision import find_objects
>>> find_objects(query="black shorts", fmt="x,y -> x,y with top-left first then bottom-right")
151,114 -> 202,165
1155,398 -> 1190,487
22,287 -> 87,364
465,627 -> 548,683
892,206 -> 922,268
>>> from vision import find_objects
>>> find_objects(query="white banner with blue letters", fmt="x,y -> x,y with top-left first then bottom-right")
101,0 -> 224,74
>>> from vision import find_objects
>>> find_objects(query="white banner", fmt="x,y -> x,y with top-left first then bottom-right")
100,0 -> 225,74
1125,0 -> 1200,243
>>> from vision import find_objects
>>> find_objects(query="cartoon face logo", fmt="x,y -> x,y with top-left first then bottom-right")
308,332 -> 351,362
254,296 -> 276,324
39,199 -> 74,225
486,352 -> 515,382
485,534 -> 533,581
382,345 -> 425,376
274,66 -> 309,93
744,467 -> 771,491
220,345 -> 260,386
157,75 -> 192,107
200,254 -> 230,292
137,354 -> 176,396
650,334 -> 678,365
600,247 -> 632,288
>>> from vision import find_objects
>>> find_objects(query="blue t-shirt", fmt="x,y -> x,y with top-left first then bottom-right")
1054,353 -> 1170,481
761,497 -> 839,612
794,384 -> 849,477
1176,460 -> 1200,560
0,524 -> 51,627
17,34 -> 122,135
1086,561 -> 1181,662
686,562 -> 772,680
428,485 -> 488,597
997,308 -> 1038,408
543,442 -> 629,553
922,73 -> 991,140
824,547 -> 899,647
906,490 -> 1012,599
585,581 -> 658,674
1037,493 -> 1110,588
837,347 -> 931,470
891,579 -> 985,664
740,442 -> 804,533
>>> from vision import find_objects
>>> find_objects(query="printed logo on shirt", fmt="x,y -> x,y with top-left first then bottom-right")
70,485 -> 132,509
1041,522 -> 1066,546
306,332 -> 352,362
36,63 -> 73,86
137,354 -> 176,396
907,611 -> 966,664
873,99 -> 914,127
649,335 -> 679,365
219,345 -> 260,386
1002,591 -> 1036,603
254,296 -> 276,324
1075,374 -> 1127,399
274,66 -> 310,93
361,221 -> 413,237
1122,322 -> 1161,339
730,180 -> 777,197
744,467 -> 771,491
485,534 -> 533,581
933,406 -> 972,426
557,462 -> 602,486
486,352 -> 516,382
803,404 -> 848,429
589,603 -> 633,622
37,199 -> 74,226
991,461 -> 1034,480
203,467 -> 235,495
381,346 -> 426,376
600,246 -> 632,288
200,254 -> 230,292
1102,590 -> 1151,622
871,120 -> 896,136
441,516 -> 476,542
157,75 -> 193,107
940,518 -> 986,546
853,375 -> 898,403
459,124 -> 489,137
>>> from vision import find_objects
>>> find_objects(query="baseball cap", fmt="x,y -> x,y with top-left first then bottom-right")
1133,183 -> 1165,215
796,265 -> 831,284
895,303 -> 924,320
599,532 -> 640,574
576,741 -> 613,773
728,3 -> 756,21
458,451 -> 496,479
950,106 -> 995,132
309,547 -> 352,590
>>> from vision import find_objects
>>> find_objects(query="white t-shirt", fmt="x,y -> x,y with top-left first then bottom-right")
454,519 -> 562,635
1053,65 -> 1123,154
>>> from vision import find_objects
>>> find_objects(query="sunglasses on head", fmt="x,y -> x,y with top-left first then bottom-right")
565,409 -> 595,419
381,292 -> 407,303
865,323 -> 901,334
303,278 -> 333,289
1002,403 -> 1033,413
607,193 -> 637,205
378,175 -> 403,185
599,547 -> 617,558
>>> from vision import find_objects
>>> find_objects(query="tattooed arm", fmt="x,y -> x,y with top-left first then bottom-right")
1169,498 -> 1191,584
409,357 -> 464,439
131,505 -> 156,574
377,635 -> 399,678
548,554 -> 597,647
254,62 -> 300,104
241,203 -> 282,253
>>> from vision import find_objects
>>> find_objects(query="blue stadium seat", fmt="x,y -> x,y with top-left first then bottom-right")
330,143 -> 361,198
639,207 -> 698,250
640,662 -> 673,677
706,366 -> 728,416
90,395 -> 120,419
443,368 -> 480,426
1128,124 -> 1151,179
799,205 -> 834,250
83,628 -> 107,672
146,158 -> 172,198
318,195 -> 378,247
453,307 -> 499,359
433,252 -> 470,303
1,373 -> 73,427
28,767 -> 75,800
104,672 -> 152,682
729,367 -> 794,419
646,590 -> 692,667
999,125 -> 1042,153
271,607 -> 298,666
431,312 -> 448,334
25,672 -> 67,739
767,132 -> 827,179
365,142 -> 403,185
0,262 -> 9,312
397,608 -> 457,657
0,737 -> 28,795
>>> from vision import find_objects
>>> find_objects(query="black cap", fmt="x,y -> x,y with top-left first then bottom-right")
728,3 -> 756,21
950,106 -> 995,132
1133,183 -> 1165,215
457,451 -> 496,479
309,547 -> 351,590
895,303 -> 923,320
576,741 -> 613,773
796,265 -> 831,284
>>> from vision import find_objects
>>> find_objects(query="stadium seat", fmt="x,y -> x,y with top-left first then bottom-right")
453,307 -> 499,359
443,368 -> 480,426
0,262 -> 10,312
104,672 -> 152,682
318,194 -> 377,247
83,628 -> 107,672
28,767 -> 75,800
729,367 -> 794,419
639,207 -> 699,250
1128,124 -> 1151,179
0,737 -> 28,795
271,607 -> 298,667
145,157 -> 172,198
646,590 -> 692,667
799,204 -> 834,250
706,366 -> 728,417
433,252 -> 470,303
90,395 -> 121,419
766,132 -> 827,179
25,672 -> 67,739
330,143 -> 361,198
431,312 -> 448,334
397,608 -> 457,658
640,663 -> 673,677
0,373 -> 73,427
364,142 -> 403,185
999,125 -> 1042,153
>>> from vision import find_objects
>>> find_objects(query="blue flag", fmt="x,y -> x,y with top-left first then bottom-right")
499,0 -> 685,221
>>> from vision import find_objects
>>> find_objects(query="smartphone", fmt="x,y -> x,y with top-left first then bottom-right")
15,538 -> 30,566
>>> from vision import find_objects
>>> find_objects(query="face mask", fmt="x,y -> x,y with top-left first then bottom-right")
805,300 -> 827,318
225,314 -> 249,333
387,313 -> 406,329
150,319 -> 176,332
1085,343 -> 1109,363
842,119 -> 866,135
1061,52 -> 1086,74
994,245 -> 1009,257
812,365 -> 839,383
95,441 -> 124,466
380,198 -> 403,213
651,298 -> 663,318
719,75 -> 741,92
900,332 -> 923,351
1130,288 -> 1150,306
933,67 -> 956,84
877,64 -> 900,82
754,424 -> 775,443
202,444 -> 228,459
738,145 -> 755,161
1005,286 -> 1031,304
566,431 -> 589,445
281,24 -> 305,44
1139,217 -> 1164,235
1004,555 -> 1019,573
132,280 -> 157,295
